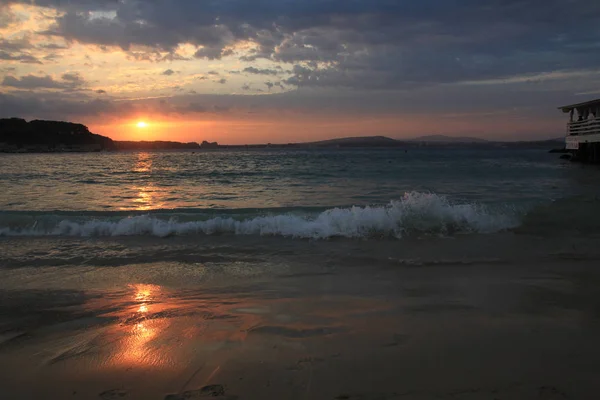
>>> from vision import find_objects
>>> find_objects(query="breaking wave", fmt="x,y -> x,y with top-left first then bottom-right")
0,192 -> 519,239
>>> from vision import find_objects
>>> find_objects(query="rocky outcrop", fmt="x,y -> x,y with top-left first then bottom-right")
200,140 -> 219,149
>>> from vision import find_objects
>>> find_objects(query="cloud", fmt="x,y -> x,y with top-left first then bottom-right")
61,72 -> 85,85
217,78 -> 227,84
9,0 -> 594,90
0,80 -> 577,141
95,89 -> 106,94
0,51 -> 42,64
162,69 -> 175,76
38,43 -> 69,50
243,67 -> 278,76
194,46 -> 234,60
2,74 -> 85,89
0,36 -> 33,52
176,102 -> 208,113
0,91 -> 127,120
179,103 -> 231,114
0,5 -> 16,28
127,50 -> 188,62
1,0 -> 599,138
152,100 -> 232,115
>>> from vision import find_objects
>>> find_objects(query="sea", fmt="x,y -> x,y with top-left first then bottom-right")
1,147 -> 600,280
1,147 -> 597,234
3,147 -> 600,399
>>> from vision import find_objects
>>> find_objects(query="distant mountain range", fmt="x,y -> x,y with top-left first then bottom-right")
408,135 -> 489,143
303,135 -> 562,147
307,136 -> 402,147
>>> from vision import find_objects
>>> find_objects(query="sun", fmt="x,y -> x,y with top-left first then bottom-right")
136,121 -> 148,128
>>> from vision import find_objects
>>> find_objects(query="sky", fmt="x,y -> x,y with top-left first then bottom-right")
0,0 -> 599,144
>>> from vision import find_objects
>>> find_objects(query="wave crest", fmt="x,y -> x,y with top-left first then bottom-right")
0,192 -> 518,238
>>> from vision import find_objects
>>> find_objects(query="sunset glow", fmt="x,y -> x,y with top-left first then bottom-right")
0,1 -> 598,143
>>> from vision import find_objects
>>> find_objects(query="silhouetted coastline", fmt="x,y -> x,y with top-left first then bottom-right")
0,118 -> 115,153
1,118 -> 564,153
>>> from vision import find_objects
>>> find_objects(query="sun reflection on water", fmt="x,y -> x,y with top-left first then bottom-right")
132,185 -> 167,211
103,282 -> 270,371
133,152 -> 152,173
133,283 -> 157,302
114,284 -> 169,368
129,152 -> 169,211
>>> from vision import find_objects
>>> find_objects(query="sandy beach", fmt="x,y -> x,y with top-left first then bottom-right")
1,233 -> 600,400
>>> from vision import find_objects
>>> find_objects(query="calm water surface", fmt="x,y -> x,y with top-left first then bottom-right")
0,148 -> 591,211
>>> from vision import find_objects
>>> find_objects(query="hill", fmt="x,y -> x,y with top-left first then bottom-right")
410,135 -> 488,143
0,118 -> 115,152
308,136 -> 404,147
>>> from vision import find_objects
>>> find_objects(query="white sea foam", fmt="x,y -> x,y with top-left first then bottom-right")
0,193 -> 519,238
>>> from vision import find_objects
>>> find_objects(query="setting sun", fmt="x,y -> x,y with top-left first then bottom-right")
136,121 -> 148,128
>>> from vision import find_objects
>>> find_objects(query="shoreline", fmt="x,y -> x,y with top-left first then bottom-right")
1,233 -> 600,399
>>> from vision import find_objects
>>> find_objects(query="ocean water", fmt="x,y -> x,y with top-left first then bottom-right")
0,148 -> 598,239
3,148 -> 600,399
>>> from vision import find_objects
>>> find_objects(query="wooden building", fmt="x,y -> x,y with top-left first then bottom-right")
559,98 -> 600,162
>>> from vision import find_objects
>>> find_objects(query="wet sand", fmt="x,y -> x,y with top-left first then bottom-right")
1,234 -> 600,399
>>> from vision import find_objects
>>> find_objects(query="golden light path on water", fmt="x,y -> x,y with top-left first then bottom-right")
115,283 -> 169,368
127,152 -> 167,211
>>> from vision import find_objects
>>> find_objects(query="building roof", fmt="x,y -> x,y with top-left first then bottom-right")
558,98 -> 600,112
